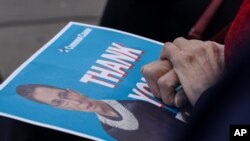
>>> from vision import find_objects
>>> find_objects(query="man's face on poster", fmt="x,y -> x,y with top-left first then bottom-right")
32,87 -> 96,112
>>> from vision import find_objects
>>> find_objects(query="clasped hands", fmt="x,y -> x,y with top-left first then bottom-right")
142,37 -> 224,108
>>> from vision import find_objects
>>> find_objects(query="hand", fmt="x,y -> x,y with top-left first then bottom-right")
141,57 -> 188,107
141,60 -> 172,98
162,37 -> 224,106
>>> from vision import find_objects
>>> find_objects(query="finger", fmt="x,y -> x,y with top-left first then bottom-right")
141,61 -> 172,97
157,70 -> 179,105
162,42 -> 181,61
146,78 -> 161,97
142,64 -> 161,97
174,90 -> 188,108
173,37 -> 191,51
160,42 -> 171,60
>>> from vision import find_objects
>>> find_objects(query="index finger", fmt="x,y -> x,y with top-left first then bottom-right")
173,37 -> 191,51
141,60 -> 172,97
158,69 -> 179,105
160,42 -> 180,61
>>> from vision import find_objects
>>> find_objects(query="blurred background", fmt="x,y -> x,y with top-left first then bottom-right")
0,0 -> 107,80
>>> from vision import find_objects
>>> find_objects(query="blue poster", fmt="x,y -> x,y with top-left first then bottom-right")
0,22 -> 184,141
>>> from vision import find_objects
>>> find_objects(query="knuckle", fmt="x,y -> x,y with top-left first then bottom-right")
164,42 -> 171,47
173,37 -> 184,45
211,45 -> 220,54
194,45 -> 205,52
141,64 -> 152,75
205,41 -> 220,54
190,39 -> 203,44
163,42 -> 172,51
162,42 -> 172,58
204,41 -> 213,45
193,46 -> 206,56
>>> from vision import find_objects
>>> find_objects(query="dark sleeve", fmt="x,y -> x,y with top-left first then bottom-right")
180,48 -> 250,141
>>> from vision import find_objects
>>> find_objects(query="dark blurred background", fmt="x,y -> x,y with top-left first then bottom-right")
0,0 -> 107,80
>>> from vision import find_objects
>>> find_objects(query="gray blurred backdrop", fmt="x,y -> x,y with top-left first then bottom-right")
0,0 -> 107,79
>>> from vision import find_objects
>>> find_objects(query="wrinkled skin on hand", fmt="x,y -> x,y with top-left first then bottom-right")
142,37 -> 224,107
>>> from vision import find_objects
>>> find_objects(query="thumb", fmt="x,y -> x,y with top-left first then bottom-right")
174,90 -> 188,108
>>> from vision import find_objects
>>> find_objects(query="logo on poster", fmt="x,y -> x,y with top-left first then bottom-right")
58,28 -> 92,53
